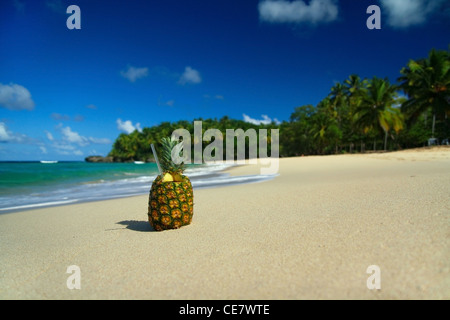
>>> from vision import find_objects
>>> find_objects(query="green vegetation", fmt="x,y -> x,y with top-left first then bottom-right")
109,48 -> 450,162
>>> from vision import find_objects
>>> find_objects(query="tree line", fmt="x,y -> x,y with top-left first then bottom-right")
108,48 -> 450,162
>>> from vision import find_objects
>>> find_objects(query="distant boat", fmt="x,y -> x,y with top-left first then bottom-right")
134,161 -> 145,164
40,161 -> 58,164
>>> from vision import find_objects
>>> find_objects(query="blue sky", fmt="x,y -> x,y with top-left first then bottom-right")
1,0 -> 449,160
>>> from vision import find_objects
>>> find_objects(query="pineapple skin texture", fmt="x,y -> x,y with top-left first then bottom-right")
148,174 -> 194,231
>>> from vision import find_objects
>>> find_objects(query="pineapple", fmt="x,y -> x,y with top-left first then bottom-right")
148,137 -> 193,231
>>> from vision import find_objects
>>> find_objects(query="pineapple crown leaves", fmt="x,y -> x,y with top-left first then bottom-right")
160,137 -> 185,174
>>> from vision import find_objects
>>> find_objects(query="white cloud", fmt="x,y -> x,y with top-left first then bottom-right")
45,130 -> 54,141
258,0 -> 339,24
52,142 -> 83,156
52,142 -> 77,151
243,114 -> 280,125
380,0 -> 447,28
88,137 -> 111,144
178,66 -> 202,85
116,119 -> 142,134
60,125 -> 88,146
120,66 -> 149,82
165,100 -> 175,107
73,150 -> 83,156
0,122 -> 11,142
40,146 -> 48,154
0,83 -> 35,111
50,124 -> 110,156
0,122 -> 32,143
56,124 -> 111,148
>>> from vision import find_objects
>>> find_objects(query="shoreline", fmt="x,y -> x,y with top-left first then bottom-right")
0,169 -> 276,215
0,148 -> 449,299
0,162 -> 276,214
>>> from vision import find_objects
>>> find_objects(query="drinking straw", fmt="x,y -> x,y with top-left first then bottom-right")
151,143 -> 163,177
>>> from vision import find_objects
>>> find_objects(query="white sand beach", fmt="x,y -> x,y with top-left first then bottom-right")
0,147 -> 449,299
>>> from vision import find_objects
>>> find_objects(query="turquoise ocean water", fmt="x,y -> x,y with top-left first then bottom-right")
0,161 -> 274,212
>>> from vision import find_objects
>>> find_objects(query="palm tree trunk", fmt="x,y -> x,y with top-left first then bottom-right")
432,113 -> 436,138
384,130 -> 388,151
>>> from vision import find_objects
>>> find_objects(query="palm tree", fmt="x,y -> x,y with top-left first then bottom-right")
344,74 -> 367,95
344,74 -> 369,109
329,82 -> 349,125
311,99 -> 343,154
354,77 -> 404,151
287,105 -> 316,155
399,49 -> 450,138
342,75 -> 371,152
